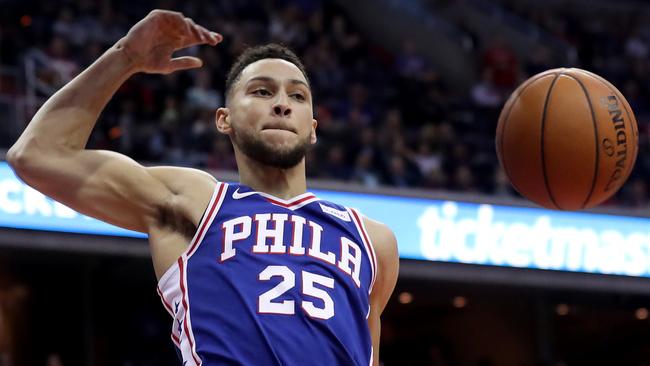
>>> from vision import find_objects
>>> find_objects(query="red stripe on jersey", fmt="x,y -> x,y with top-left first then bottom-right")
158,287 -> 181,347
350,209 -> 377,288
179,258 -> 202,365
157,286 -> 174,317
264,194 -> 316,208
171,333 -> 180,347
186,183 -> 226,256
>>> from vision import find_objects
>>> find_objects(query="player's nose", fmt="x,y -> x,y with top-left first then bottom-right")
272,94 -> 292,118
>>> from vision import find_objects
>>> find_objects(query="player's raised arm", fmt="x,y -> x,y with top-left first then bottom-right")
6,10 -> 222,233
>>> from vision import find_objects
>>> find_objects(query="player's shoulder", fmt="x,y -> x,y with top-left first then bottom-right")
349,210 -> 397,261
359,214 -> 396,249
354,210 -> 398,306
330,204 -> 396,250
360,212 -> 399,312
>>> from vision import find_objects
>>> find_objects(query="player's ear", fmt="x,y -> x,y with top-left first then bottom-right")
310,118 -> 318,144
216,108 -> 231,134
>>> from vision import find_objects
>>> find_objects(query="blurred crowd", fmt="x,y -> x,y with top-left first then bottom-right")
1,0 -> 650,207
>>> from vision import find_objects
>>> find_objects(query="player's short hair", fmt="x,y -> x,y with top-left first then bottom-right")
224,43 -> 310,104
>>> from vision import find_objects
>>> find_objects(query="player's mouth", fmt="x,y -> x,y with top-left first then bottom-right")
261,122 -> 297,134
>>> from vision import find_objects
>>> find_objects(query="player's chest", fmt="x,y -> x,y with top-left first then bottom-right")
204,211 -> 367,288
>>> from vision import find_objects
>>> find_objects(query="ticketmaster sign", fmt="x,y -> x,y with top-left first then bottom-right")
1,162 -> 649,277
310,193 -> 650,278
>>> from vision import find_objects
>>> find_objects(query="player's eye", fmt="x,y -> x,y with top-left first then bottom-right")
253,89 -> 272,97
291,93 -> 306,101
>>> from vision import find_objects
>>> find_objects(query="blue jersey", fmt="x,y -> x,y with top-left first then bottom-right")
157,182 -> 378,365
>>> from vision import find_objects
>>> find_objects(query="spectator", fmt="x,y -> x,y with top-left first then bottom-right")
452,164 -> 478,193
414,142 -> 442,178
186,69 -> 222,111
481,35 -> 518,89
351,150 -> 381,188
471,69 -> 504,109
52,8 -> 87,47
45,37 -> 80,88
322,145 -> 352,181
396,40 -> 427,79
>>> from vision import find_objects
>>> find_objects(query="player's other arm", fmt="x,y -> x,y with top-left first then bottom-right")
365,217 -> 399,366
6,10 -> 222,233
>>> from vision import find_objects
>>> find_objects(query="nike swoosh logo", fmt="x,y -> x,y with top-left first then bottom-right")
232,188 -> 258,200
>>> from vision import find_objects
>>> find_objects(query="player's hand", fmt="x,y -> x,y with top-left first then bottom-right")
116,9 -> 223,74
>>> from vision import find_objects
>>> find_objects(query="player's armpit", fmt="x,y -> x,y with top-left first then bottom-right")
7,148 -> 214,234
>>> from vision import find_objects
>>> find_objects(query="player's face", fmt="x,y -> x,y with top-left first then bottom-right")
217,59 -> 317,169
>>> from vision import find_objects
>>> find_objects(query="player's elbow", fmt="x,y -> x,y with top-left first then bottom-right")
7,143 -> 28,172
6,137 -> 46,176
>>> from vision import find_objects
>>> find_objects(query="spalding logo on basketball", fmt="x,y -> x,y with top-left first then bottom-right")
495,68 -> 639,210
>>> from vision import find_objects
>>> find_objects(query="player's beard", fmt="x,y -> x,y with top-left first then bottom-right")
232,127 -> 311,169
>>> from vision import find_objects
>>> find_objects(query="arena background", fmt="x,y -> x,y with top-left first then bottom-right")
2,0 -> 650,365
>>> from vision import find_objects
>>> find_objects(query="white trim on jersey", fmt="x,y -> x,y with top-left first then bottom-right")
177,255 -> 201,366
179,257 -> 201,365
157,182 -> 228,365
187,182 -> 228,258
347,208 -> 378,295
181,182 -> 228,365
156,286 -> 181,347
157,264 -> 187,354
237,189 -> 319,211
157,286 -> 174,317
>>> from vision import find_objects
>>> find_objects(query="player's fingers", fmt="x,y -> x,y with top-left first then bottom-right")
184,29 -> 223,48
182,17 -> 204,43
195,24 -> 222,45
181,17 -> 222,47
167,56 -> 203,73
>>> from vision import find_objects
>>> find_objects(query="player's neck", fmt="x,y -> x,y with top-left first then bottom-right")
237,155 -> 308,200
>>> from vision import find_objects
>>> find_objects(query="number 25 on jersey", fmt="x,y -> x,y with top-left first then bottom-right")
258,265 -> 335,320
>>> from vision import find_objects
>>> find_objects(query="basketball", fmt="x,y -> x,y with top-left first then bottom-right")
496,68 -> 639,210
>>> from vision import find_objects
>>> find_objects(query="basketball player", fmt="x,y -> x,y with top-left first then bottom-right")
7,9 -> 398,366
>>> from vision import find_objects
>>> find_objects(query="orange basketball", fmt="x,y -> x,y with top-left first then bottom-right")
495,68 -> 639,210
